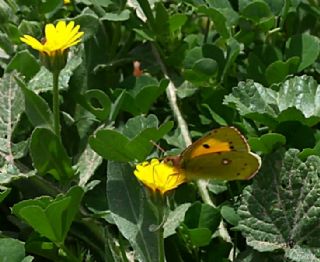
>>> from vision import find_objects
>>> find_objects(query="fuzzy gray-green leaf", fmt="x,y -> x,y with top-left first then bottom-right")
237,149 -> 320,260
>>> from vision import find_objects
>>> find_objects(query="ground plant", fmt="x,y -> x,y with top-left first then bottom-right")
1,0 -> 320,261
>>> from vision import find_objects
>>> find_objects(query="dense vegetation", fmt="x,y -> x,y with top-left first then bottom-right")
1,0 -> 320,261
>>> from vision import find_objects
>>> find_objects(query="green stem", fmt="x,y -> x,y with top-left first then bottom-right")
52,71 -> 61,141
158,226 -> 165,262
157,195 -> 165,262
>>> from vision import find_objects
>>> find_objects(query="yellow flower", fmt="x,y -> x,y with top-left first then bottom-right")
64,0 -> 71,4
134,159 -> 187,194
20,21 -> 83,72
20,21 -> 83,57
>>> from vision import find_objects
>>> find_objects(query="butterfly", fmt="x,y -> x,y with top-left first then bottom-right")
165,127 -> 261,181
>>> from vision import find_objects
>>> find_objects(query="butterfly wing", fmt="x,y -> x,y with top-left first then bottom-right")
181,127 -> 250,165
181,151 -> 261,180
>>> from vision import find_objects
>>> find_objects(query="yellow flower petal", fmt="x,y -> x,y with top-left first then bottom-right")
20,35 -> 44,51
134,159 -> 187,194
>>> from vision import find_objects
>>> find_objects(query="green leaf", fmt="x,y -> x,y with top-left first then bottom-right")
25,238 -> 60,261
110,89 -> 125,122
241,1 -> 272,23
265,57 -> 300,85
12,186 -> 84,244
77,144 -> 103,187
178,223 -> 212,247
198,6 -> 230,39
0,73 -> 24,144
0,238 -> 30,262
76,89 -> 111,121
30,128 -> 75,182
275,122 -> 314,150
249,133 -> 286,154
122,77 -> 168,115
0,187 -> 11,203
28,54 -> 82,93
0,73 -> 29,184
222,38 -> 240,80
237,149 -> 320,260
169,14 -> 187,33
183,47 -> 202,69
39,0 -> 62,15
164,203 -> 191,238
204,237 -> 233,262
202,104 -> 228,126
15,77 -> 54,131
202,44 -> 226,79
298,140 -> 320,160
154,2 -> 170,41
90,115 -> 173,162
207,180 -> 228,195
193,58 -> 218,76
224,75 -> 320,127
92,0 -> 112,7
0,32 -> 14,55
72,14 -> 100,41
102,10 -> 131,21
0,164 -> 34,185
285,34 -> 320,72
220,205 -> 240,226
184,202 -> 221,232
235,247 -> 284,261
18,20 -> 42,38
6,50 -> 40,81
107,161 -> 161,262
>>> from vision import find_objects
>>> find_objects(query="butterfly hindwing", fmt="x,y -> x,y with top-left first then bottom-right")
181,151 -> 261,180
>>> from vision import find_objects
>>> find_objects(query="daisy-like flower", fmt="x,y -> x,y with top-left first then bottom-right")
20,21 -> 83,72
134,159 -> 187,195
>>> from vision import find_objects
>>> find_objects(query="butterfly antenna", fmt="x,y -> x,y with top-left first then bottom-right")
149,140 -> 166,154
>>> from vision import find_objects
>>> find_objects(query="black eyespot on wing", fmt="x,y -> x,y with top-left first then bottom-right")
228,141 -> 235,150
236,172 -> 240,176
202,144 -> 210,149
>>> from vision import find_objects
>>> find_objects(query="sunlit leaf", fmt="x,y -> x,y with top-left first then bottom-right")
224,75 -> 320,127
90,115 -> 173,162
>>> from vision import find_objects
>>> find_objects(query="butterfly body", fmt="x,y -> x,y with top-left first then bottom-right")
167,127 -> 261,181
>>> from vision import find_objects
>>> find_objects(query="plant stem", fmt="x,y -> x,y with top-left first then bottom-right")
151,43 -> 232,243
52,71 -> 61,141
158,226 -> 165,262
151,43 -> 192,147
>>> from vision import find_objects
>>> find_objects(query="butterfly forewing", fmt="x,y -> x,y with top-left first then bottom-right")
181,127 -> 250,163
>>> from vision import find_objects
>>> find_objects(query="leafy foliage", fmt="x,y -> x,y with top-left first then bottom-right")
1,0 -> 320,261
